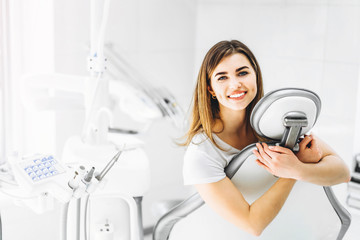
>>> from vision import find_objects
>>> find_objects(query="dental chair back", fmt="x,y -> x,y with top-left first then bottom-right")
153,88 -> 351,240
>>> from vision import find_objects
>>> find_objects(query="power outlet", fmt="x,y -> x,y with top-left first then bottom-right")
93,221 -> 114,240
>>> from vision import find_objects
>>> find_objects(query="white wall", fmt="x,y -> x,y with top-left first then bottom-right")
2,1 -> 64,239
7,0 -> 57,156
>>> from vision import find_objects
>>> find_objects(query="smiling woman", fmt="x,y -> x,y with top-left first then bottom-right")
183,40 -> 265,150
181,40 -> 350,236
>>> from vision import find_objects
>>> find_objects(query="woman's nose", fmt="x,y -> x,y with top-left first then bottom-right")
229,76 -> 242,89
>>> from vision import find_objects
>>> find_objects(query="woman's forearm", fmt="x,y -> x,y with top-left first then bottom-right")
296,155 -> 350,186
248,178 -> 296,235
196,177 -> 296,236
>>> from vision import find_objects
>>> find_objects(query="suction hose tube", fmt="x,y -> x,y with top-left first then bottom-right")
61,202 -> 70,240
84,194 -> 90,240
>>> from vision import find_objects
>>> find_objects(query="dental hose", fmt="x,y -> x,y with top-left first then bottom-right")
84,194 -> 90,240
76,198 -> 81,240
61,202 -> 70,240
61,197 -> 89,240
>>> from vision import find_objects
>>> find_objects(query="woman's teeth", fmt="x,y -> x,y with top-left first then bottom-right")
229,92 -> 245,98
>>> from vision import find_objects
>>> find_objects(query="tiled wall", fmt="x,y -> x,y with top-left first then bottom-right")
195,0 -> 360,166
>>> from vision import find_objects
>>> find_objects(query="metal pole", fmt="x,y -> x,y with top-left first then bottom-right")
133,196 -> 144,240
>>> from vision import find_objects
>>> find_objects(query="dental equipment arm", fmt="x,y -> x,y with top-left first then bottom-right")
104,45 -> 184,129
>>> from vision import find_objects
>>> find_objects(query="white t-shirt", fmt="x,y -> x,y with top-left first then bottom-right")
183,132 -> 241,185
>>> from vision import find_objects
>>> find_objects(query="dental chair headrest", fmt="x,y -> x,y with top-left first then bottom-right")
250,88 -> 321,141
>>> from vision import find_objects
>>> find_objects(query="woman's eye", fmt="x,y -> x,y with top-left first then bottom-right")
238,71 -> 248,76
218,76 -> 227,81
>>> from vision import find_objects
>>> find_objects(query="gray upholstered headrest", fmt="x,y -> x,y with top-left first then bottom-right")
250,88 -> 321,141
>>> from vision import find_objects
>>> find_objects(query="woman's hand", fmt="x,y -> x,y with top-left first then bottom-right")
253,143 -> 302,179
295,135 -> 322,163
253,137 -> 350,186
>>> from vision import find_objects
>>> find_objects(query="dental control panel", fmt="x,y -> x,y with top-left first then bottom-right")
11,154 -> 72,204
6,151 -> 122,214
19,155 -> 66,183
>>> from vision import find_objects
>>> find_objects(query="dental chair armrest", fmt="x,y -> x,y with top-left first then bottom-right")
153,193 -> 204,240
225,143 -> 258,178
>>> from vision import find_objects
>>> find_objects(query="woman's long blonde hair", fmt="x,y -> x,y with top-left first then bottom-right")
183,40 -> 265,147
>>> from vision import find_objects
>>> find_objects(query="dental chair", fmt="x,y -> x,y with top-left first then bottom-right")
153,88 -> 351,240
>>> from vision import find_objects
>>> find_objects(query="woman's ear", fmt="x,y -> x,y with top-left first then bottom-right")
207,86 -> 215,96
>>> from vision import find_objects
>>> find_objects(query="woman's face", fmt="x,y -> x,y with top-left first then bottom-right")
209,53 -> 257,113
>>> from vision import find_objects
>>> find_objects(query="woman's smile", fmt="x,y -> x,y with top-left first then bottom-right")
228,91 -> 247,100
